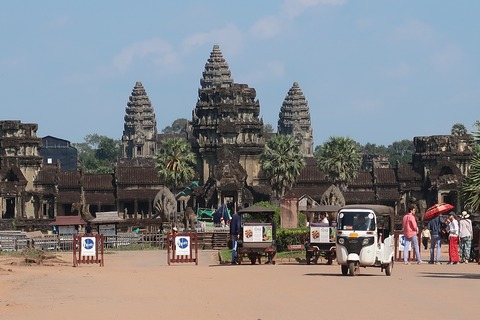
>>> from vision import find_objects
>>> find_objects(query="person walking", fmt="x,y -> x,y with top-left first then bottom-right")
447,215 -> 460,264
421,225 -> 431,250
229,210 -> 242,265
458,211 -> 473,263
402,204 -> 423,264
427,215 -> 443,264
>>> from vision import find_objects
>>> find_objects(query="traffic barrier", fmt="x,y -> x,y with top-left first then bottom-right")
72,234 -> 104,267
167,232 -> 198,265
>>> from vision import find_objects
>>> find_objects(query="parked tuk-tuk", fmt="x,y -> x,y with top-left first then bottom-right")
237,205 -> 276,265
336,204 -> 395,276
305,205 -> 341,265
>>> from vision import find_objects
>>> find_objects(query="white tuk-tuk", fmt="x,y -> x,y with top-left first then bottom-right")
336,204 -> 395,276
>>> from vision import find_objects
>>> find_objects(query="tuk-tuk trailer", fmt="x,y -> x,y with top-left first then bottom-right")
237,205 -> 276,265
305,205 -> 340,265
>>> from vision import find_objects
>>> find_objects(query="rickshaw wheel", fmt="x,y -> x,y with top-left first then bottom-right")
306,251 -> 312,265
341,265 -> 348,275
348,262 -> 358,276
385,260 -> 393,276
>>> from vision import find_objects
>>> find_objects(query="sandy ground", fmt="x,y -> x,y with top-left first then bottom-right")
0,247 -> 478,320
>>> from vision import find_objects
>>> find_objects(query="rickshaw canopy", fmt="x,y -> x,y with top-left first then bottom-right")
306,205 -> 341,212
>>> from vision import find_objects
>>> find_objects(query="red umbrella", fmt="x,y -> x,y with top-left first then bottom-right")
424,203 -> 454,220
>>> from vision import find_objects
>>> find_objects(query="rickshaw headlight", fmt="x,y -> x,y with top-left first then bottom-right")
338,238 -> 345,245
362,238 -> 370,245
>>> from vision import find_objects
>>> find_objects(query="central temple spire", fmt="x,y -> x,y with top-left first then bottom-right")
200,44 -> 234,89
278,82 -> 314,157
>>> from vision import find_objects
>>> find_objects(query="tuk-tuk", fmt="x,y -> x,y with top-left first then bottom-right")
237,205 -> 276,265
305,205 -> 341,265
336,204 -> 395,276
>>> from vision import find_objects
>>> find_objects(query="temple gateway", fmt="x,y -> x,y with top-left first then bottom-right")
0,45 -> 475,230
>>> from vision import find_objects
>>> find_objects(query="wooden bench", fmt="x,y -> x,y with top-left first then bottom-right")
287,244 -> 305,262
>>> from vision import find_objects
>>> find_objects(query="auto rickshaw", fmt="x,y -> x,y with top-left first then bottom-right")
304,205 -> 341,265
237,205 -> 276,265
336,204 -> 395,276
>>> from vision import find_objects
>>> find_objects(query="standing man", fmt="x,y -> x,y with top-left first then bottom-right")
458,211 -> 473,263
427,215 -> 442,264
229,210 -> 242,265
402,204 -> 423,264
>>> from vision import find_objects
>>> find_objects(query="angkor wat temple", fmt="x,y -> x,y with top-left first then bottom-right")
0,45 -> 474,229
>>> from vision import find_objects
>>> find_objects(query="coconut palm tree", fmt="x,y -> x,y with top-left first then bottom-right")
316,136 -> 361,191
154,137 -> 197,194
461,122 -> 480,212
260,134 -> 305,199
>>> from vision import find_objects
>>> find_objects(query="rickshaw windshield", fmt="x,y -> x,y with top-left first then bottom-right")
338,211 -> 375,231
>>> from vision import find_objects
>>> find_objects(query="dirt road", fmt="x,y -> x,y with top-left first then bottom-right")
0,250 -> 477,320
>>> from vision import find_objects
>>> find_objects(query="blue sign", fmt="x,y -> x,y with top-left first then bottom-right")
177,237 -> 189,249
83,238 -> 95,250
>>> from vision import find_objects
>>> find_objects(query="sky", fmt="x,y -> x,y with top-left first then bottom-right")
1,1 -> 479,147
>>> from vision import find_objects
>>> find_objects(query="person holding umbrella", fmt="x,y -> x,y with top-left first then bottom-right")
427,215 -> 443,264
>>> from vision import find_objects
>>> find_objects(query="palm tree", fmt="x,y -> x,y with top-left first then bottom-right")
154,137 -> 197,194
461,121 -> 480,211
260,135 -> 305,199
316,136 -> 361,191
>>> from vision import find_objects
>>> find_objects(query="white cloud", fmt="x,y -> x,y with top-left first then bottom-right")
181,24 -> 245,56
250,16 -> 282,39
112,38 -> 179,73
280,0 -> 346,19
44,16 -> 71,30
350,98 -> 383,112
431,45 -> 463,75
394,19 -> 435,44
380,62 -> 414,79
251,0 -> 346,39
238,60 -> 286,84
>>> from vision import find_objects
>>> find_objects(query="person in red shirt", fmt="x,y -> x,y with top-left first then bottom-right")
402,204 -> 423,264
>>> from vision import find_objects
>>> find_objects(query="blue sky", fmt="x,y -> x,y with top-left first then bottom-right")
1,1 -> 479,147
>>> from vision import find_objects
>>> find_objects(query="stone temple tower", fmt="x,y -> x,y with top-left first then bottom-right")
191,45 -> 265,207
278,82 -> 314,157
121,82 -> 158,159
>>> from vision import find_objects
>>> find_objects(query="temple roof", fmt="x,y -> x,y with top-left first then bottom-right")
200,45 -> 234,89
58,171 -> 81,188
34,164 -> 58,185
84,174 -> 114,191
374,167 -> 398,186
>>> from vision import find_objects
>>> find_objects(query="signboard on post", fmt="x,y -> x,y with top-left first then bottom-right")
167,232 -> 198,265
175,235 -> 190,256
81,236 -> 96,256
73,234 -> 104,267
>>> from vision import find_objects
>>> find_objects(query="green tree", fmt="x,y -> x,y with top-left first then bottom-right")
461,121 -> 480,212
316,136 -> 361,191
264,123 -> 274,133
387,139 -> 415,165
154,137 -> 197,193
360,142 -> 388,156
73,134 -> 120,173
451,123 -> 467,136
260,135 -> 305,199
162,118 -> 188,134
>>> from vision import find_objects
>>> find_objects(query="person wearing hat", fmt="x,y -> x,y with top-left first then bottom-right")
459,211 -> 473,263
